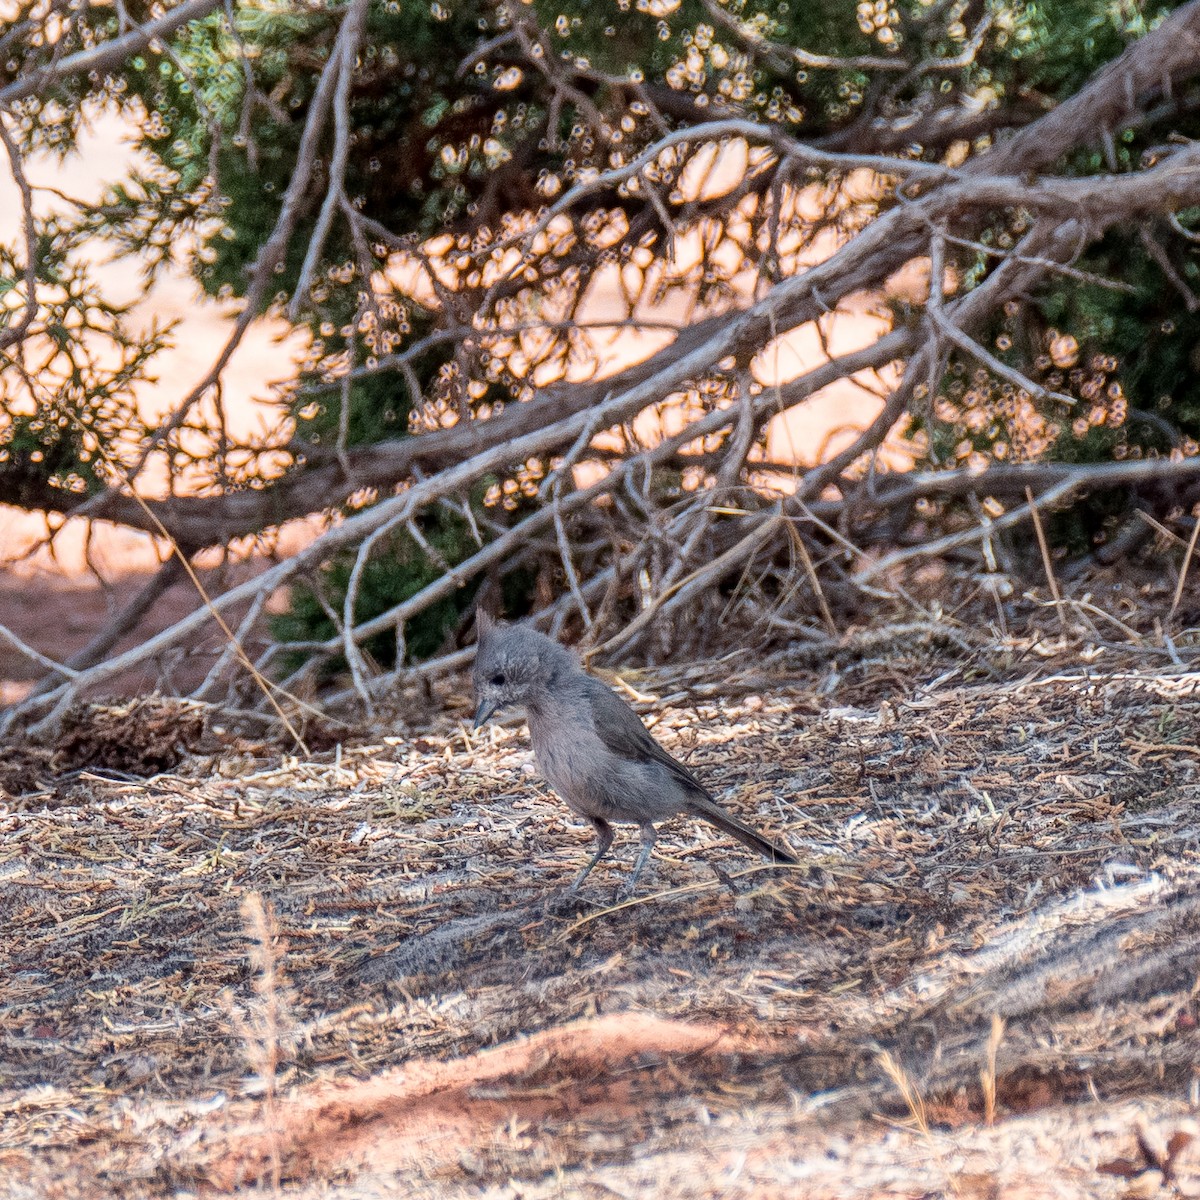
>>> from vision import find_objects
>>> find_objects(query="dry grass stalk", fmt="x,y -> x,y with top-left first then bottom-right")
228,892 -> 296,1193
40,410 -> 312,754
877,1049 -> 969,1198
786,522 -> 838,639
877,1048 -> 929,1136
981,1014 -> 1005,1128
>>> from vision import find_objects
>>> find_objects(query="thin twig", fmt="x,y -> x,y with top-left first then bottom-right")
341,510 -> 411,716
1026,486 -> 1069,636
0,624 -> 78,679
858,478 -> 1079,583
192,585 -> 273,701
1167,505 -> 1200,628
0,0 -> 223,106
927,304 -> 1077,408
553,487 -> 593,632
597,511 -> 784,657
289,0 -> 370,320
0,116 -> 38,351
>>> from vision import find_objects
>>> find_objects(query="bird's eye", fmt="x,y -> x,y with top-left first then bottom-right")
490,673 -> 506,686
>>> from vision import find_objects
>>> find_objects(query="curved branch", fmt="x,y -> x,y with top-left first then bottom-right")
0,0 -> 223,107
979,1 -> 1200,175
0,116 -> 37,351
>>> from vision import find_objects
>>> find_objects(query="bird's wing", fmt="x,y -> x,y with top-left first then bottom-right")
583,677 -> 711,800
584,676 -> 796,863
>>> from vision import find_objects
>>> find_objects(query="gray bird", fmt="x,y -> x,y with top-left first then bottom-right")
471,613 -> 797,894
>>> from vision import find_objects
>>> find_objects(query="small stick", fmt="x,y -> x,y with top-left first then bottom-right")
1166,506 -> 1200,628
1026,486 -> 1068,637
786,522 -> 838,638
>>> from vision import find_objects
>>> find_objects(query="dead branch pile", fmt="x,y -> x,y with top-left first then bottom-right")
4,4 -> 1200,731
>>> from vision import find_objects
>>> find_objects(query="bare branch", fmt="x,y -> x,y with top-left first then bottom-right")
858,476 -> 1085,582
979,2 -> 1200,176
50,141 -> 1200,552
0,0 -> 223,107
927,303 -> 1078,408
288,0 -> 370,321
0,115 -> 37,352
698,0 -> 908,74
0,623 -> 78,679
10,1 -> 1200,712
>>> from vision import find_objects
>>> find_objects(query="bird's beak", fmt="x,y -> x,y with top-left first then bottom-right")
473,698 -> 499,729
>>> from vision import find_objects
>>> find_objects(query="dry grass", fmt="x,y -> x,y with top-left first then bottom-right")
2,626 -> 1200,1197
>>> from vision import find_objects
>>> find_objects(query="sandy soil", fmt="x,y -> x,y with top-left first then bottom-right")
1,647 -> 1199,1198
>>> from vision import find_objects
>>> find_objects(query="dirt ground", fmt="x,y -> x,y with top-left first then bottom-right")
2,643 -> 1200,1198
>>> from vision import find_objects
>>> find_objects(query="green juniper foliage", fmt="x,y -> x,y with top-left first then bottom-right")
271,514 -> 482,677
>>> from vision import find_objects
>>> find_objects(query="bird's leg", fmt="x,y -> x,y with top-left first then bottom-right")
622,822 -> 659,897
566,817 -> 615,892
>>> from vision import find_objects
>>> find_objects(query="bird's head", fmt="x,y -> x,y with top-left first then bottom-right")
471,612 -> 574,728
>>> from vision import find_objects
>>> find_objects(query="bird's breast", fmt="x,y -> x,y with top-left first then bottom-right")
528,719 -> 684,823
528,722 -> 576,797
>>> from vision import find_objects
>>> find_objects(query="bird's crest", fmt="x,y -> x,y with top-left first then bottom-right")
476,606 -> 498,645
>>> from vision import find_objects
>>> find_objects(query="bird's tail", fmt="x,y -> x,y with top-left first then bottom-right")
687,796 -> 798,865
